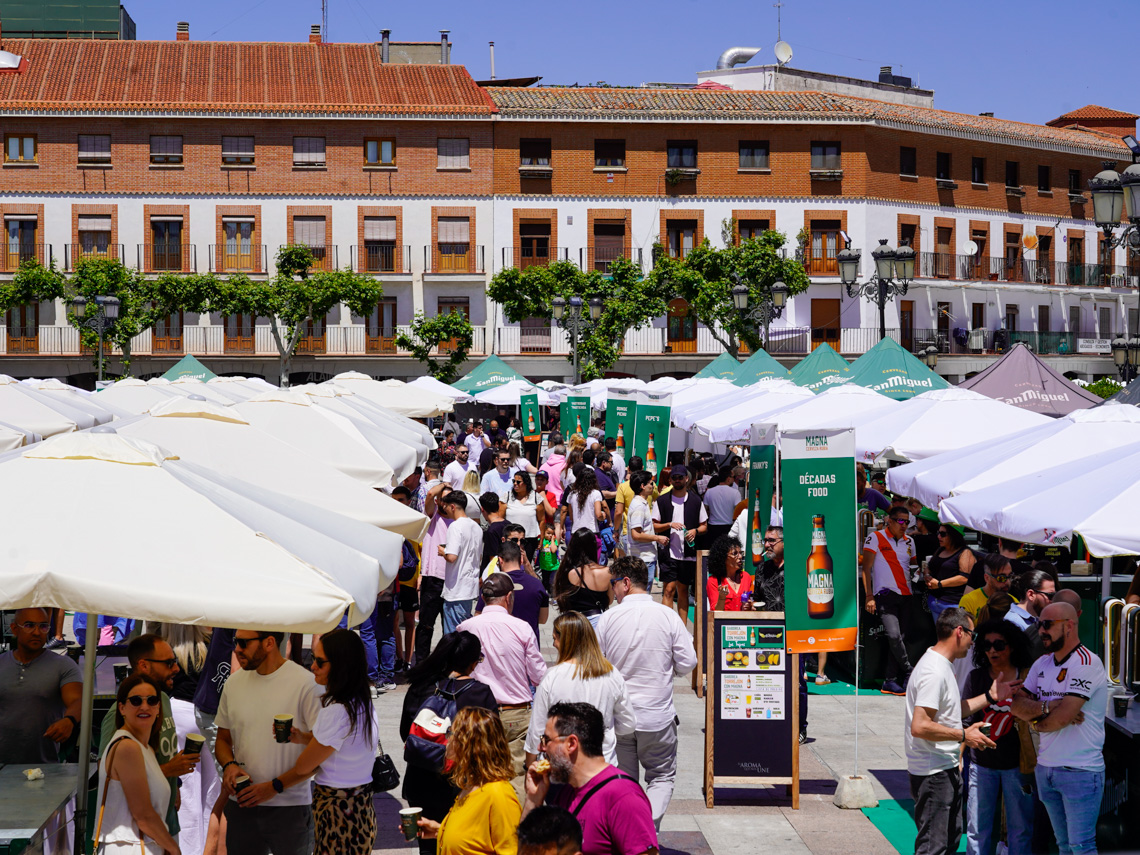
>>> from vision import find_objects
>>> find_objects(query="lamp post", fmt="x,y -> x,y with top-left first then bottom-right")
552,293 -> 602,385
1089,160 -> 1140,345
838,238 -> 915,341
730,275 -> 788,349
918,345 -> 939,370
1111,335 -> 1140,383
71,295 -> 120,384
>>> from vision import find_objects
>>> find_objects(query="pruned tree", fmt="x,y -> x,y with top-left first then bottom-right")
396,310 -> 475,384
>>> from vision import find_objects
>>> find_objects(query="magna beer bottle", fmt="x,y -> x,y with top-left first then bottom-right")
616,423 -> 625,451
527,409 -> 536,434
806,514 -> 835,619
751,489 -> 764,566
645,433 -> 658,477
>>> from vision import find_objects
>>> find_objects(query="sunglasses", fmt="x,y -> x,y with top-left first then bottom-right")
234,635 -> 268,649
312,656 -> 329,668
538,733 -> 569,748
937,530 -> 950,537
978,639 -> 1008,653
1031,588 -> 1056,600
959,627 -> 978,641
889,517 -> 909,525
125,694 -> 161,707
987,573 -> 1012,583
1039,619 -> 1070,632
17,621 -> 50,632
141,657 -> 179,669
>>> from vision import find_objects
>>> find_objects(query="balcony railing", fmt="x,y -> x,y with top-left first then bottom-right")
281,245 -> 337,272
352,245 -> 411,275
0,244 -> 49,273
5,325 -> 38,354
585,246 -> 643,274
65,244 -> 125,269
210,244 -> 268,274
425,245 -> 485,274
138,244 -> 196,273
501,246 -> 573,271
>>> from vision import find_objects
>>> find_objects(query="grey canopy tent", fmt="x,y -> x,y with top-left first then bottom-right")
958,342 -> 1101,417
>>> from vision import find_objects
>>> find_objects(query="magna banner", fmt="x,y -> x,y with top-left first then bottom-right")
605,390 -> 636,460
779,428 -> 858,653
746,423 -> 777,569
632,392 -> 671,482
521,393 -> 541,443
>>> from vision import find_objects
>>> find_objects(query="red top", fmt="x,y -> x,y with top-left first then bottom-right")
707,572 -> 755,611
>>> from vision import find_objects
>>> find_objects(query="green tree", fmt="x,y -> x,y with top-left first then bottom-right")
487,258 -> 668,381
211,245 -> 385,387
1085,377 -> 1123,399
396,311 -> 475,384
644,223 -> 810,357
5,258 -> 68,318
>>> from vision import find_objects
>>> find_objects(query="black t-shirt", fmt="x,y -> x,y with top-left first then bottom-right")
754,559 -> 786,612
191,628 -> 235,715
929,548 -> 970,604
482,520 -> 507,567
170,660 -> 202,703
964,667 -> 1022,770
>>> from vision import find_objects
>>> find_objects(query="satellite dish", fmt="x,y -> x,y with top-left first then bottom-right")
963,240 -> 979,257
1022,234 -> 1039,251
774,41 -> 793,66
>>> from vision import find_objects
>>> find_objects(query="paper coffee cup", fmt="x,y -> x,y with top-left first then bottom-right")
1114,694 -> 1130,717
234,775 -> 251,793
183,734 -> 205,755
273,714 -> 293,743
400,807 -> 422,841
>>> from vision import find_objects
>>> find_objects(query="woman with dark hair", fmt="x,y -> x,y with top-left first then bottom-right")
706,535 -> 753,611
96,674 -> 181,855
563,467 -> 605,537
964,620 -> 1035,855
272,628 -> 378,855
506,469 -> 542,559
507,440 -> 536,475
415,708 -> 520,855
506,418 -> 523,448
552,529 -> 612,627
400,632 -> 498,855
923,522 -> 976,617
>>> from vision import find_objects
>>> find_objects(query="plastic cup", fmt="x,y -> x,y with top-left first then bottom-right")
400,807 -> 422,841
273,714 -> 293,743
1114,694 -> 1130,717
183,734 -> 205,755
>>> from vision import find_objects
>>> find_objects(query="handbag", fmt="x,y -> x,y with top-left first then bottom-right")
371,736 -> 400,792
94,736 -> 147,855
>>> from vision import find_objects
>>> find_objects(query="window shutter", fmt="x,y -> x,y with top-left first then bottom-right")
151,136 -> 183,156
437,138 -> 469,169
78,215 -> 113,232
437,217 -> 470,243
364,217 -> 396,241
594,224 -> 624,253
78,135 -> 111,159
222,136 -> 255,157
293,216 -> 326,247
294,137 -> 325,165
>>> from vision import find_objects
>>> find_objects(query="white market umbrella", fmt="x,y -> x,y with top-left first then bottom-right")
20,378 -> 128,422
331,370 -> 454,418
853,387 -> 1052,464
0,420 -> 31,451
96,377 -> 182,415
207,376 -> 277,401
668,379 -> 747,430
408,375 -> 473,402
471,378 -> 558,406
768,384 -> 900,434
689,383 -> 816,443
303,385 -> 428,476
0,375 -> 81,436
152,376 -> 243,406
320,384 -> 437,450
886,404 -> 1140,509
117,397 -> 428,542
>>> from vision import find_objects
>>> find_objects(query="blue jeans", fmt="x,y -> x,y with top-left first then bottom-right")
927,595 -> 959,619
340,603 -> 395,684
1035,764 -> 1104,855
644,559 -> 657,593
967,763 -> 1034,855
442,599 -> 474,634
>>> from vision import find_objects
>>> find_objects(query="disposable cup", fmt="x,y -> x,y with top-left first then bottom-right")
183,734 -> 205,755
273,714 -> 293,744
399,807 -> 422,841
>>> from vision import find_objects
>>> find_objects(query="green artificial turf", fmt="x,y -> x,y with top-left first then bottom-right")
806,672 -> 880,696
861,799 -> 966,854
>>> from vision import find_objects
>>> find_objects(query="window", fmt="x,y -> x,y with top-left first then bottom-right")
437,138 -> 470,170
810,141 -> 841,170
1038,235 -> 1054,284
77,214 -> 112,256
739,141 -> 770,169
363,216 -> 397,272
293,137 -> 325,167
149,135 -> 183,165
222,136 -> 255,165
518,222 -> 551,268
937,301 -> 951,338
5,216 -> 37,269
667,298 -> 697,352
971,302 -> 985,329
150,217 -> 183,271
933,226 -> 953,277
1039,305 -> 1051,333
899,146 -> 916,176
1005,160 -> 1020,188
519,138 -> 551,167
364,138 -> 395,167
4,135 -> 35,164
900,223 -> 918,253
807,220 -> 841,274
225,313 -> 256,353
365,299 -> 398,353
222,218 -> 256,271
1038,164 -> 1051,192
667,141 -> 697,169
1069,169 -> 1082,193
665,220 -> 698,258
593,221 -> 625,272
1005,306 -> 1019,334
936,152 -> 952,180
1005,231 -> 1021,279
971,157 -> 985,184
738,219 -> 770,242
1100,307 -> 1112,337
78,135 -> 111,164
594,139 -> 625,168
436,217 -> 470,271
293,216 -> 327,266
1069,306 -> 1081,335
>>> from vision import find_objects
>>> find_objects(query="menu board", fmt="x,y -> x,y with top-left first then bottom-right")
720,624 -> 786,721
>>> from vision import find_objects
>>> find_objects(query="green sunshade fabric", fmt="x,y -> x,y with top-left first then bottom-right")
844,337 -> 951,400
693,352 -> 742,380
730,347 -> 790,386
451,354 -> 527,393
161,354 -> 217,381
789,342 -> 851,392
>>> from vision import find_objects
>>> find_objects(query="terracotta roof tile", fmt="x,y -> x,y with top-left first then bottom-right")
1049,104 -> 1139,123
0,38 -> 495,116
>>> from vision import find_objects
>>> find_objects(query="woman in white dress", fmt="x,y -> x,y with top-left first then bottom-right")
96,674 -> 181,855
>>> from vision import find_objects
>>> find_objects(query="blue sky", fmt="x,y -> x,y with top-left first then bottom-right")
129,0 -> 1136,127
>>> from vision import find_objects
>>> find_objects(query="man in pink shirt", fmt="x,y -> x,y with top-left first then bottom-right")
458,572 -> 547,796
414,481 -> 453,665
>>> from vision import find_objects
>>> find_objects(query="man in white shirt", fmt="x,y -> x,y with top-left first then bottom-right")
480,449 -> 516,503
604,437 -> 626,484
464,421 -> 490,459
214,630 -> 323,855
443,446 -> 474,490
906,608 -> 1006,855
598,555 -> 697,829
437,491 -> 484,633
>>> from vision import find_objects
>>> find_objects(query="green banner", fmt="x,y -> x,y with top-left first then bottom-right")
746,423 -> 777,569
560,391 -> 591,438
605,390 -> 636,458
521,393 -> 541,443
779,428 -> 858,653
632,393 -> 671,481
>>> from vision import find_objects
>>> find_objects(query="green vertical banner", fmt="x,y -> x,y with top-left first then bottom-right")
632,392 -> 672,481
746,423 -> 777,569
560,390 -> 591,438
605,390 -> 636,458
521,393 -> 541,443
779,428 -> 858,653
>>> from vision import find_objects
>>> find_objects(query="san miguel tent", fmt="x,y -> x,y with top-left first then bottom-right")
789,343 -> 851,392
730,348 -> 791,386
958,342 -> 1100,417
693,352 -> 741,380
161,354 -> 217,381
452,355 -> 528,394
845,337 -> 951,400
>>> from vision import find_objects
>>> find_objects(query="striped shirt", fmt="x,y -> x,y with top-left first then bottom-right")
863,529 -> 915,595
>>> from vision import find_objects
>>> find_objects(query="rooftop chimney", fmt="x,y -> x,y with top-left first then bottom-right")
380,29 -> 390,62
489,41 -> 495,80
440,30 -> 450,64
878,66 -> 892,84
979,111 -> 994,118
310,24 -> 322,44
176,21 -> 189,41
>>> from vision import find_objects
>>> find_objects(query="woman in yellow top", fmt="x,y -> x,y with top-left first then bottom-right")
416,707 -> 521,855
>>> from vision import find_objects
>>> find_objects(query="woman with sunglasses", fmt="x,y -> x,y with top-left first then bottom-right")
506,470 -> 542,559
924,523 -> 976,618
707,535 -> 754,611
96,674 -> 181,855
553,529 -> 613,627
963,620 -> 1035,855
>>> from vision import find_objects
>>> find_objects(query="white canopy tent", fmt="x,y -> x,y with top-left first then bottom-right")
689,383 -> 817,443
668,379 -> 748,431
471,378 -> 558,407
0,420 -> 31,451
322,385 -> 437,450
151,376 -> 244,406
20,378 -> 128,422
331,371 -> 454,418
407,375 -> 473,402
97,378 -> 183,414
768,384 -> 900,434
0,375 -> 82,436
207,376 -> 277,401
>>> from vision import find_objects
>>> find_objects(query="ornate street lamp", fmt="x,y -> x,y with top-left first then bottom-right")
839,239 -> 914,341
71,295 -> 120,383
552,294 -> 601,384
731,275 -> 788,348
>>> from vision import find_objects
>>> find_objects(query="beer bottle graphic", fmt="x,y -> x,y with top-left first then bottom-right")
751,489 -> 764,565
527,409 -> 536,433
645,432 -> 658,476
806,514 -> 835,619
575,415 -> 583,435
616,423 -> 625,451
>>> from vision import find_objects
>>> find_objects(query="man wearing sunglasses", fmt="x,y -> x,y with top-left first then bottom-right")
861,509 -> 918,695
1007,568 -> 1057,660
1011,602 -> 1106,855
443,446 -> 475,490
959,554 -> 1016,622
0,607 -> 83,765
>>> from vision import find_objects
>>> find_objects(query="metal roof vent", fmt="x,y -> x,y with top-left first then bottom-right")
716,47 -> 761,70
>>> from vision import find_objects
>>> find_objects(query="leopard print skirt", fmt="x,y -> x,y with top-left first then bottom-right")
313,783 -> 376,855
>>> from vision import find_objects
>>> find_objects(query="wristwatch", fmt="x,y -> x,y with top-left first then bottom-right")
64,714 -> 79,728
271,777 -> 285,794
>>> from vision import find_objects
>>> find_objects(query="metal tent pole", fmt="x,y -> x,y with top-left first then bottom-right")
74,614 -> 99,853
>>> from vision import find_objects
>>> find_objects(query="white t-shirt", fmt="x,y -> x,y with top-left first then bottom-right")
568,490 -> 604,534
214,660 -> 323,806
1022,645 -> 1107,771
506,492 -> 541,538
652,494 -> 708,561
443,516 -> 484,601
626,496 -> 657,562
463,433 -> 487,458
703,484 -> 741,526
523,662 -> 637,764
480,468 -> 515,503
904,649 -> 962,776
443,460 -> 473,490
312,701 -> 380,788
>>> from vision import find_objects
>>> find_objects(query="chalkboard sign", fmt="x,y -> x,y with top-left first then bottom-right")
703,612 -> 799,808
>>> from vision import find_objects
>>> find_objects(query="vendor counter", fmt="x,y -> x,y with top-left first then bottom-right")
0,764 -> 77,855
1100,690 -> 1140,850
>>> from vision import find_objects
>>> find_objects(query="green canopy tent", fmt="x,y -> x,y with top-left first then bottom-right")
452,354 -> 527,393
844,337 -> 951,400
789,343 -> 851,392
731,347 -> 791,386
161,354 -> 217,381
693,352 -> 741,380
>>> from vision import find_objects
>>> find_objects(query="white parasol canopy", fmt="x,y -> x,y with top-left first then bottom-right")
0,375 -> 82,436
408,375 -> 473,402
853,387 -> 1052,464
471,378 -> 558,406
331,371 -> 454,417
153,376 -> 244,406
688,382 -> 816,443
668,379 -> 748,430
206,376 -> 277,401
20,378 -> 127,422
319,383 -> 436,450
767,384 -> 899,434
97,377 -> 182,414
0,420 -> 30,451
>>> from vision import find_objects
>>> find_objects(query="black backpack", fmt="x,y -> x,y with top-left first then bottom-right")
403,679 -> 475,772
